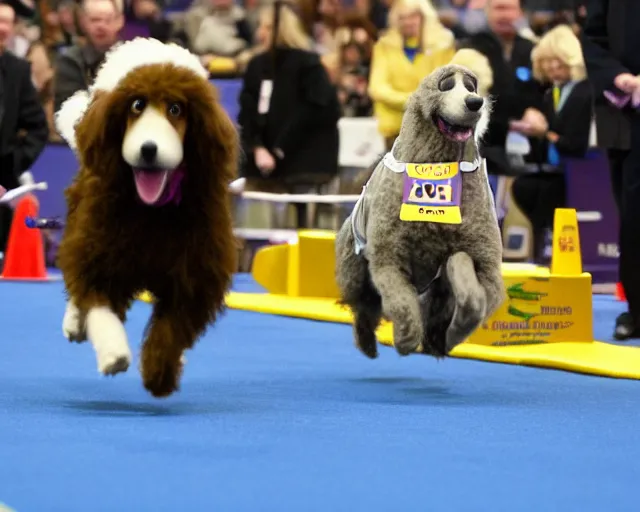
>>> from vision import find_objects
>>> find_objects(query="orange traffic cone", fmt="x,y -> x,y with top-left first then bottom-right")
1,195 -> 48,281
615,282 -> 626,302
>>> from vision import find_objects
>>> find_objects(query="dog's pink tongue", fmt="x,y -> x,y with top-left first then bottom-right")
134,169 -> 169,205
453,129 -> 473,142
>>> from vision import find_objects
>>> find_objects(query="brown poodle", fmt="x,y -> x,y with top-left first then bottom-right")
55,38 -> 238,398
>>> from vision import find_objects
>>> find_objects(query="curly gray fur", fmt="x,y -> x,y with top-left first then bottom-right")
335,64 -> 505,359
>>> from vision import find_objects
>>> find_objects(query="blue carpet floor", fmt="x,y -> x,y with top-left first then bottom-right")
1,275 -> 640,512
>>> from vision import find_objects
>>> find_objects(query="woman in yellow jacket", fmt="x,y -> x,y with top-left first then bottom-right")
369,0 -> 456,150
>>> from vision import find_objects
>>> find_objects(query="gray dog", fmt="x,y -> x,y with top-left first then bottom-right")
335,64 -> 505,359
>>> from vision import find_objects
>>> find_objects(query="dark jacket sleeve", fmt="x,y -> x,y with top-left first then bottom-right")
581,0 -> 628,96
53,51 -> 86,113
16,61 -> 48,175
554,83 -> 594,157
273,54 -> 340,157
237,55 -> 265,150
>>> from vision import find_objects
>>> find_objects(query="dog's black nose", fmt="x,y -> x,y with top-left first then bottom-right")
140,141 -> 158,164
465,96 -> 484,112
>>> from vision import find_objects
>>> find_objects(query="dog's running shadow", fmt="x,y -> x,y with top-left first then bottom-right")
345,376 -> 520,407
59,399 -> 247,417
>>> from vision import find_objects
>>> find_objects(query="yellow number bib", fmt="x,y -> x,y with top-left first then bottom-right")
399,162 -> 462,224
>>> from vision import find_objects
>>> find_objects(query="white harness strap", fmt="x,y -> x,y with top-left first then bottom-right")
352,186 -> 368,255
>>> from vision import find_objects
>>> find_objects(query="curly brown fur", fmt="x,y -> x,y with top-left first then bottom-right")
57,64 -> 238,397
336,64 -> 505,359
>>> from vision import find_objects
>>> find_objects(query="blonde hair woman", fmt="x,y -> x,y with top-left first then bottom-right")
510,24 -> 593,264
531,24 -> 586,85
368,0 -> 456,149
237,0 -> 341,229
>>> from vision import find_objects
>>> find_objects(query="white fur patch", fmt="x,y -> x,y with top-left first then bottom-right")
475,101 -> 491,143
122,105 -> 184,169
93,38 -> 208,93
54,38 -> 208,151
55,90 -> 91,150
86,306 -> 131,376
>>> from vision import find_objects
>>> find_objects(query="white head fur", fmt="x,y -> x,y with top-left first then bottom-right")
54,37 -> 208,152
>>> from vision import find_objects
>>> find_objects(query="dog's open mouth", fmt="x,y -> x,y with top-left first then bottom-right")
133,167 -> 183,206
435,116 -> 473,142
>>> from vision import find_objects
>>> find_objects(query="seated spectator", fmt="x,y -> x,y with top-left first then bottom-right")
26,41 -> 58,140
53,0 -> 123,113
44,0 -> 83,53
121,0 -> 176,43
510,24 -> 593,256
337,39 -> 373,117
189,0 -> 253,59
460,0 -> 545,175
237,0 -> 340,228
312,0 -> 377,83
367,0 -> 392,31
5,2 -> 34,58
57,0 -> 83,47
368,0 -> 455,150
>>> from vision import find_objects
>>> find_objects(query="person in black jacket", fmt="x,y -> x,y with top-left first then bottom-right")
237,0 -> 340,228
0,0 -> 48,255
460,0 -> 546,175
510,24 -> 593,256
581,0 -> 640,340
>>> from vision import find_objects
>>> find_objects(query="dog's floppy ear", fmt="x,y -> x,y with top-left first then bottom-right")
73,91 -> 125,171
185,81 -> 239,195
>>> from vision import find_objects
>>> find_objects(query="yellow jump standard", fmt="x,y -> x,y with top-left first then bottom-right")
139,209 -> 640,380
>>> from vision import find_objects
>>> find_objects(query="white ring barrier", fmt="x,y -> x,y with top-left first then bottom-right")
229,178 -> 602,244
238,191 -> 360,204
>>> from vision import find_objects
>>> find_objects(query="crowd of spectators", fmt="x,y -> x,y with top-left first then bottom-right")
1,0 -> 587,139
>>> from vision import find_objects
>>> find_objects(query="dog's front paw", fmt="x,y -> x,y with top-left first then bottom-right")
85,306 -> 131,376
140,347 -> 183,398
393,321 -> 423,356
96,350 -> 131,376
62,301 -> 86,342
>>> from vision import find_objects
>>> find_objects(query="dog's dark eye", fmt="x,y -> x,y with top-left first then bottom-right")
463,75 -> 477,93
167,103 -> 183,117
130,98 -> 146,115
439,75 -> 455,92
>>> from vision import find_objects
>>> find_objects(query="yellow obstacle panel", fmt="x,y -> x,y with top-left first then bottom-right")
224,292 -> 640,379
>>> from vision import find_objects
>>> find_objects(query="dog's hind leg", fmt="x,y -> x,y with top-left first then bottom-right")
443,252 -> 488,353
85,300 -> 132,376
140,295 -> 213,398
420,272 -> 455,357
335,219 -> 381,358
